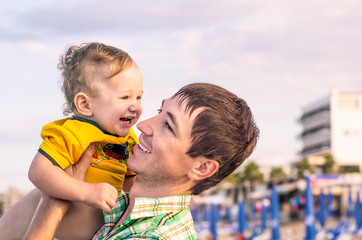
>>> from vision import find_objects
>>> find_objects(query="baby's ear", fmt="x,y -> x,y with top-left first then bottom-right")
187,158 -> 219,181
74,92 -> 93,116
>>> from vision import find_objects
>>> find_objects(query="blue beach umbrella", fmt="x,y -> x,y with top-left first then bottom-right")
271,186 -> 281,240
225,206 -> 232,224
305,177 -> 316,240
209,204 -> 218,240
356,190 -> 361,231
250,201 -> 256,220
347,187 -> 353,218
328,190 -> 334,217
319,190 -> 326,228
202,207 -> 209,222
261,200 -> 267,231
215,205 -> 221,223
237,201 -> 246,240
191,207 -> 199,224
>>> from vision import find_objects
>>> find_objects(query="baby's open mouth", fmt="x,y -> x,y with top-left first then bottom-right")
120,117 -> 133,124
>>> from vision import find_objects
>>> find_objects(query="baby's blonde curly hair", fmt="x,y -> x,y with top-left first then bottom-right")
58,42 -> 134,115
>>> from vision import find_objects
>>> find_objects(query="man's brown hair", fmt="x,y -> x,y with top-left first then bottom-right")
173,83 -> 259,195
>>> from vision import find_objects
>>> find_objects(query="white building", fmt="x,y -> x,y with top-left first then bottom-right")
298,90 -> 362,171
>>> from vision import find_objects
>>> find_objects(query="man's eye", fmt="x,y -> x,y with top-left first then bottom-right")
165,122 -> 174,133
157,109 -> 162,114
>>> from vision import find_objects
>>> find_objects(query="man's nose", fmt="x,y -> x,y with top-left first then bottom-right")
137,117 -> 153,135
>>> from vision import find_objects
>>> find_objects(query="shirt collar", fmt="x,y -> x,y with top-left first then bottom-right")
100,193 -> 194,239
129,194 -> 192,219
102,193 -> 129,233
71,115 -> 118,137
104,193 -> 192,227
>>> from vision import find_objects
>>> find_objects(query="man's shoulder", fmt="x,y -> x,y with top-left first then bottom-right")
146,209 -> 197,240
107,211 -> 197,240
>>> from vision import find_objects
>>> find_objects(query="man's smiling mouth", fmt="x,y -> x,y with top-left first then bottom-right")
139,142 -> 151,154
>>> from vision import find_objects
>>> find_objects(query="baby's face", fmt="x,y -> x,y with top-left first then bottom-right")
90,64 -> 143,137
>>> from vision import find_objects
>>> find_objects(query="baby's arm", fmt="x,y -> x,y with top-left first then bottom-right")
23,143 -> 99,240
28,152 -> 118,214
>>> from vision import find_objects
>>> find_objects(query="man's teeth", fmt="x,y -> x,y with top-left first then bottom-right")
139,143 -> 151,154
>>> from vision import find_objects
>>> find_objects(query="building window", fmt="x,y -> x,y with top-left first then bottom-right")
338,97 -> 359,110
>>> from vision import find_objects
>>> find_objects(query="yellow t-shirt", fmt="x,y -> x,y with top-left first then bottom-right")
38,116 -> 138,194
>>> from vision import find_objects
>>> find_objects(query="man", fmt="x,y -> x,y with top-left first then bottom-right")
24,83 -> 259,239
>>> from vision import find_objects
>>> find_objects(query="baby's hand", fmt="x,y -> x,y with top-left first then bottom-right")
84,182 -> 118,214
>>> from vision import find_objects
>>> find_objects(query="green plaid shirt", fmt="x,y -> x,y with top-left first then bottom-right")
92,193 -> 197,239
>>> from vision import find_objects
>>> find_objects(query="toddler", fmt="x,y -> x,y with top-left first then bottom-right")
23,42 -> 142,239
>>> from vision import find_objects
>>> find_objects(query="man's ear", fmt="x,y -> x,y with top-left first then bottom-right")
74,92 -> 93,117
188,158 -> 219,181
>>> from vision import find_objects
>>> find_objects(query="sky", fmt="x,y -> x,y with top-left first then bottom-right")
1,0 -> 362,193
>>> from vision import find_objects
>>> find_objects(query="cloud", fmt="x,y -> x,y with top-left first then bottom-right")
12,0 -> 255,35
2,0 -> 362,191
0,25 -> 38,41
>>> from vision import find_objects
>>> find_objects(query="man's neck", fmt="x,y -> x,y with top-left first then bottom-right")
115,180 -> 193,227
129,178 -> 193,198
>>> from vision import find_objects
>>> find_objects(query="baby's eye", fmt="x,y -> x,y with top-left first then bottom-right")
120,96 -> 129,100
137,95 -> 142,100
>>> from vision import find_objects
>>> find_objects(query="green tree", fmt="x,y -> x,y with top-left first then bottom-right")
322,154 -> 335,174
241,161 -> 264,191
269,166 -> 287,181
225,171 -> 243,185
296,158 -> 313,177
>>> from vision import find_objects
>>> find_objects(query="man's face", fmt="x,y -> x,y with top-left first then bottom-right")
127,96 -> 203,189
